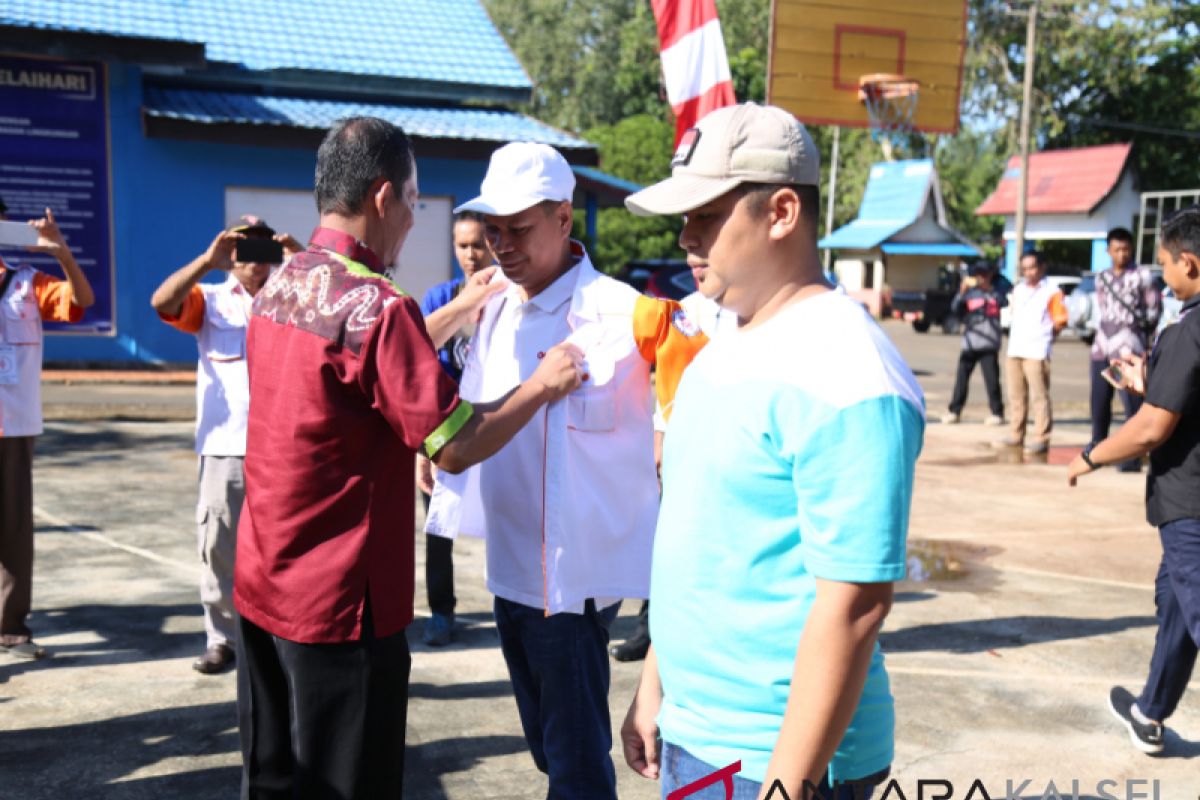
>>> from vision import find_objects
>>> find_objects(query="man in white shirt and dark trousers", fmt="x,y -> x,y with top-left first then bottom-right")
151,217 -> 301,674
426,143 -> 704,798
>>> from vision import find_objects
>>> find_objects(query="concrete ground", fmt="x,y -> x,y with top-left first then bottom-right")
2,323 -> 1196,799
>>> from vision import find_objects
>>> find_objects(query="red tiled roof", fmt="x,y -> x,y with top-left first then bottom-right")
975,143 -> 1132,216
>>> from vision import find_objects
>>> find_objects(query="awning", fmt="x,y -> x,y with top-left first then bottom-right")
881,242 -> 981,257
571,166 -> 641,209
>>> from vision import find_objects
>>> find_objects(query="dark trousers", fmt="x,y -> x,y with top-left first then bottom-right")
420,492 -> 456,616
495,596 -> 620,800
1137,517 -> 1200,722
1089,358 -> 1143,443
0,436 -> 36,646
948,349 -> 1003,416
425,534 -> 456,617
237,613 -> 412,800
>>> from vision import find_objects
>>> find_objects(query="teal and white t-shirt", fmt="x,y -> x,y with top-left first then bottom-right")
651,290 -> 925,784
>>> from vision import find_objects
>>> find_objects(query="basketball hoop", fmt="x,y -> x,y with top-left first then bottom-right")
858,73 -> 920,155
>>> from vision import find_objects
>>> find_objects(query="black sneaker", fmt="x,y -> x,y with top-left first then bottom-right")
1109,686 -> 1164,755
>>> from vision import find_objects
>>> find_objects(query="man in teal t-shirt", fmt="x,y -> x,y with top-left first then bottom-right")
619,103 -> 925,799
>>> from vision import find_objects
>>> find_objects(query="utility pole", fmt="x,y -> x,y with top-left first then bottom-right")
823,126 -> 840,272
1013,0 -> 1039,267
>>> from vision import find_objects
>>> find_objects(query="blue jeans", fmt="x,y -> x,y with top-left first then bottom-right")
1137,517 -> 1200,721
661,742 -> 880,800
494,597 -> 620,800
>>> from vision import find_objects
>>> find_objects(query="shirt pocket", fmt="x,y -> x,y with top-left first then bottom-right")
567,384 -> 616,432
204,316 -> 246,362
2,297 -> 40,344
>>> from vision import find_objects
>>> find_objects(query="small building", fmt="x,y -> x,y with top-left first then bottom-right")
974,143 -> 1138,278
819,159 -> 980,317
0,0 -> 626,364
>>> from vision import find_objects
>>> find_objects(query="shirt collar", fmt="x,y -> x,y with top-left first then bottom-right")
508,240 -> 588,315
308,227 -> 385,273
1182,293 -> 1200,313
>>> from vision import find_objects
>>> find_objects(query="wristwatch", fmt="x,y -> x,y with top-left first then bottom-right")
1080,442 -> 1100,470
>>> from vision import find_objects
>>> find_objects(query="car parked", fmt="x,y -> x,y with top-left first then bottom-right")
616,259 -> 694,301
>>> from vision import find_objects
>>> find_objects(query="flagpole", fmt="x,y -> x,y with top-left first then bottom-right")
823,126 -> 840,272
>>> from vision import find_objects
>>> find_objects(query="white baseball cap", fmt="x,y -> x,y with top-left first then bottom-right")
454,142 -> 576,216
625,103 -> 820,217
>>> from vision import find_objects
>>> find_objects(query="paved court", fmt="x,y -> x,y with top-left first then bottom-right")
2,323 -> 1196,799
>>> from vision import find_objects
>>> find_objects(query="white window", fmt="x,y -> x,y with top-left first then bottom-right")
224,188 -> 453,303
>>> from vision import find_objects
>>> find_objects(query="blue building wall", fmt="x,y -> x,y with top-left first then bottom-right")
45,60 -> 491,364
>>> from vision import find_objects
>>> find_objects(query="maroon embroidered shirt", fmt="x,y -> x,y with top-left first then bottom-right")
234,228 -> 472,643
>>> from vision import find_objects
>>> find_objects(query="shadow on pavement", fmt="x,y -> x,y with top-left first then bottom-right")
880,614 -> 1156,654
0,702 -> 239,800
405,734 -> 530,800
410,680 -> 513,701
0,603 -> 204,683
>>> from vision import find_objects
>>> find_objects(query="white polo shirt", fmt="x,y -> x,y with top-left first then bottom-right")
427,245 -> 660,615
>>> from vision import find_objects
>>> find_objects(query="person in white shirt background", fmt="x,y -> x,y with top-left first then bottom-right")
150,217 -> 302,674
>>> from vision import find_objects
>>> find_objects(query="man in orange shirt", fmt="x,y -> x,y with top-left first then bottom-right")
0,200 -> 94,660
151,217 -> 302,674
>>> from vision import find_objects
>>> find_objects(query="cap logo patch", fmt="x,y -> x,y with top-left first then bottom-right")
671,129 -> 702,168
671,309 -> 701,338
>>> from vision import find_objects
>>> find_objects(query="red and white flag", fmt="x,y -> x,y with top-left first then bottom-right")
651,0 -> 737,146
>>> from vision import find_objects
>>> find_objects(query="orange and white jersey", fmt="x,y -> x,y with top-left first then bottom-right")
1007,278 -> 1069,360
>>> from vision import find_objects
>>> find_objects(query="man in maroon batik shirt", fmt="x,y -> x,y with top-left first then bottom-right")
235,117 -> 585,799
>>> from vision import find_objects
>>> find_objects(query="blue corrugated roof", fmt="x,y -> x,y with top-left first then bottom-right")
820,159 -> 937,250
856,160 -> 933,224
1,0 -> 530,90
881,242 -> 980,257
143,87 -> 589,149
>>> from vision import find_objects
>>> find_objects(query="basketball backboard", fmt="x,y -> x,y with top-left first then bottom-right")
767,0 -> 968,134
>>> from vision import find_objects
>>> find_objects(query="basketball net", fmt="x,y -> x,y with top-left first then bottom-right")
859,74 -> 920,161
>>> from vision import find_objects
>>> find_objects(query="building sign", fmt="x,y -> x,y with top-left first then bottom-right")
0,54 -> 114,334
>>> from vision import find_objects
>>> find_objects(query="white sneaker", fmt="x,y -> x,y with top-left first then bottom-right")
983,415 -> 1004,426
940,412 -> 960,424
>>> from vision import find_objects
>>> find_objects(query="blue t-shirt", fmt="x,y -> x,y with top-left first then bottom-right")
420,278 -> 464,381
651,290 -> 925,784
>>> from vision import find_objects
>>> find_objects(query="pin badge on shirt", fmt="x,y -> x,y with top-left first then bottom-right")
671,309 -> 701,338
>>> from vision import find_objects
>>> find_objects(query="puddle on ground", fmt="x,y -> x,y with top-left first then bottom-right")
905,539 -> 1000,583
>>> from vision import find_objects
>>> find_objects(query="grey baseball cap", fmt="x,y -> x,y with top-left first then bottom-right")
625,103 -> 820,217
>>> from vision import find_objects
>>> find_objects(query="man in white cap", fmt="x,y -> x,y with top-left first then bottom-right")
618,103 -> 925,799
426,141 -> 705,798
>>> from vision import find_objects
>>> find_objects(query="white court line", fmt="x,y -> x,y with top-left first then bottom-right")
993,564 -> 1151,592
34,505 -> 197,578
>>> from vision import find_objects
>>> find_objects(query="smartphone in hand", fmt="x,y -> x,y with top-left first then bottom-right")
0,220 -> 38,248
1100,363 -> 1125,389
234,238 -> 284,264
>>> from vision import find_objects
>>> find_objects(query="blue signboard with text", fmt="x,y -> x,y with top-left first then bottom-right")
0,54 -> 114,334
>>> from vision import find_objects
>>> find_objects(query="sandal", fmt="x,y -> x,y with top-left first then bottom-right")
1,641 -> 48,660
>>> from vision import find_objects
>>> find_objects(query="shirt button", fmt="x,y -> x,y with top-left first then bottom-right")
537,351 -> 545,359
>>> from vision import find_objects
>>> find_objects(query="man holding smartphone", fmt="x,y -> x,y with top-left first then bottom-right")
150,216 -> 302,674
1,201 -> 94,661
1068,206 -> 1200,755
